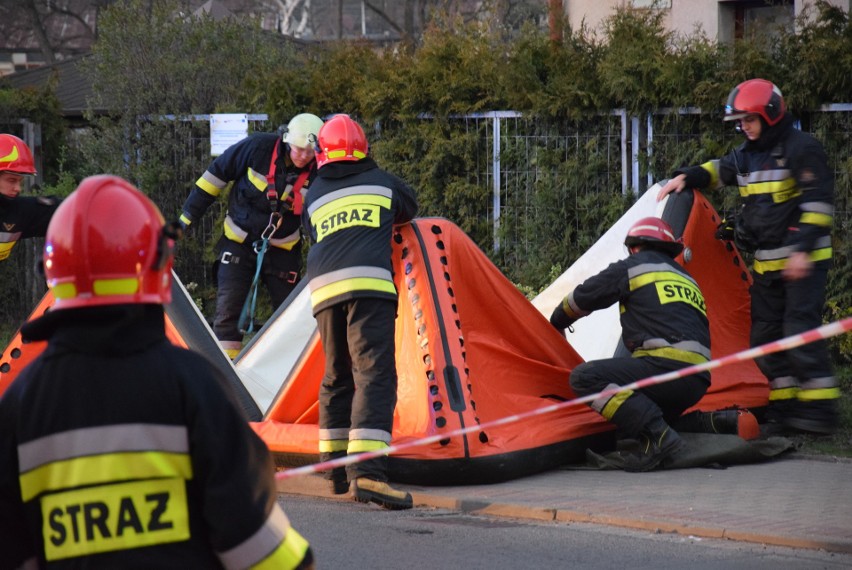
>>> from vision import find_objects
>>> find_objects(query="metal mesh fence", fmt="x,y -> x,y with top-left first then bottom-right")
2,108 -> 849,336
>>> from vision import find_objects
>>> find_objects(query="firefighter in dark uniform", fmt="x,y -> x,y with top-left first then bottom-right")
180,113 -> 324,358
0,175 -> 313,568
302,114 -> 418,509
659,78 -> 838,435
550,217 -> 711,472
0,133 -> 60,261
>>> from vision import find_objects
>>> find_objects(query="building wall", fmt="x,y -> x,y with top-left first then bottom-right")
564,0 -> 851,41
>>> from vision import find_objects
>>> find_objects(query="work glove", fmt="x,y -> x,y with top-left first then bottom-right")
549,304 -> 576,333
714,217 -> 736,241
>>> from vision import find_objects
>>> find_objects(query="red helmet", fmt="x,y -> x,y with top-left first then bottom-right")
624,216 -> 683,257
0,134 -> 37,175
315,114 -> 368,169
724,78 -> 786,126
44,175 -> 174,310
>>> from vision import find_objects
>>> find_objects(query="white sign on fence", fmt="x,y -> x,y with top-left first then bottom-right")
210,113 -> 249,156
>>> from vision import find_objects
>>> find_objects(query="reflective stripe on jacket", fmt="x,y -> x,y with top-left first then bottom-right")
302,158 -> 418,315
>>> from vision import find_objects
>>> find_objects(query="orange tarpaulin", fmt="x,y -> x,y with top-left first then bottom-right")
253,194 -> 768,484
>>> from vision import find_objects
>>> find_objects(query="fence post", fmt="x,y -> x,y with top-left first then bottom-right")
619,109 -> 628,196
646,113 -> 654,189
631,115 -> 641,196
492,114 -> 501,252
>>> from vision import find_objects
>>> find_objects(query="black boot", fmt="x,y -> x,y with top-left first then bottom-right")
328,467 -> 349,495
674,410 -> 739,435
321,452 -> 349,495
621,418 -> 685,473
783,399 -> 839,436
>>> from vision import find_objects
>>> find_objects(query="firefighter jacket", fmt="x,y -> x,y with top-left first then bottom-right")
0,305 -> 312,569
676,113 -> 833,278
0,194 -> 60,261
560,249 -> 711,366
180,133 -> 315,252
302,158 -> 418,315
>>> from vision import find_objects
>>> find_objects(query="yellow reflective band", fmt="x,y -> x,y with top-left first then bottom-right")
41,478 -> 189,561
560,298 -> 578,319
247,168 -> 267,192
93,278 -> 139,297
699,162 -> 718,188
768,387 -> 799,401
633,347 -> 709,365
312,194 -> 391,223
754,247 -> 833,274
0,241 -> 15,260
800,212 -> 833,227
20,451 -> 193,502
253,528 -> 311,570
600,390 -> 632,421
628,270 -> 695,292
318,439 -> 348,453
1,146 -> 20,163
348,440 -> 390,454
179,213 -> 192,227
50,282 -> 78,300
223,222 -> 246,244
196,176 -> 221,197
797,387 -> 841,401
326,149 -> 367,161
310,277 -> 397,307
738,178 -> 797,197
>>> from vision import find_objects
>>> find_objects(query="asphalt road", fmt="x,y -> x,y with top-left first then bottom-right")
279,494 -> 852,570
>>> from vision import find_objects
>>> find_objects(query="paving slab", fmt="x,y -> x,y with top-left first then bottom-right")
277,454 -> 852,554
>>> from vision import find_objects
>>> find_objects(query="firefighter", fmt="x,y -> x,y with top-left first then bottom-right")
550,217 -> 711,472
0,133 -> 60,262
0,175 -> 314,568
302,114 -> 418,508
180,113 -> 324,358
658,78 -> 838,435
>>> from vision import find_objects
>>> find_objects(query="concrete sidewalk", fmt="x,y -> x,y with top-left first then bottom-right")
277,453 -> 852,554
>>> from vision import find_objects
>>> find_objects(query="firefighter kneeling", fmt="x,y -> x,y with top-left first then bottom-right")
550,217 -> 711,472
0,175 -> 313,568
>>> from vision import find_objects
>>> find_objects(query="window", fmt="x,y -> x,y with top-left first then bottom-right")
721,1 -> 794,41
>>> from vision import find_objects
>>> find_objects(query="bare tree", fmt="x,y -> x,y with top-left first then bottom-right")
0,0 -> 102,63
245,0 -> 547,41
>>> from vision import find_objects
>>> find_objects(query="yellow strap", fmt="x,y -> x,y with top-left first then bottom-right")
632,346 -> 709,365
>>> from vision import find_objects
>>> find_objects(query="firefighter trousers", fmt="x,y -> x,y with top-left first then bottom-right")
316,298 -> 398,481
213,238 -> 301,345
750,268 -> 834,385
570,355 -> 709,438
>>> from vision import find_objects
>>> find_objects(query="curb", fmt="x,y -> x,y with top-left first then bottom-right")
403,491 -> 852,555
278,473 -> 852,555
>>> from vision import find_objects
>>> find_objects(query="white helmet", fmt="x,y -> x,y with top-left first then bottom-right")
283,113 -> 324,149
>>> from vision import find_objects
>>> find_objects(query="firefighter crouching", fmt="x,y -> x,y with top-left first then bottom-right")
550,217 -> 711,472
0,175 -> 313,568
180,113 -> 324,359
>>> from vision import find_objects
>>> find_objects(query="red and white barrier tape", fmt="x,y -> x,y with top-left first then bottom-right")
275,316 -> 852,481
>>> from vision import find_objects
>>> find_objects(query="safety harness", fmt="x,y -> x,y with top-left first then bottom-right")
238,143 -> 310,334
